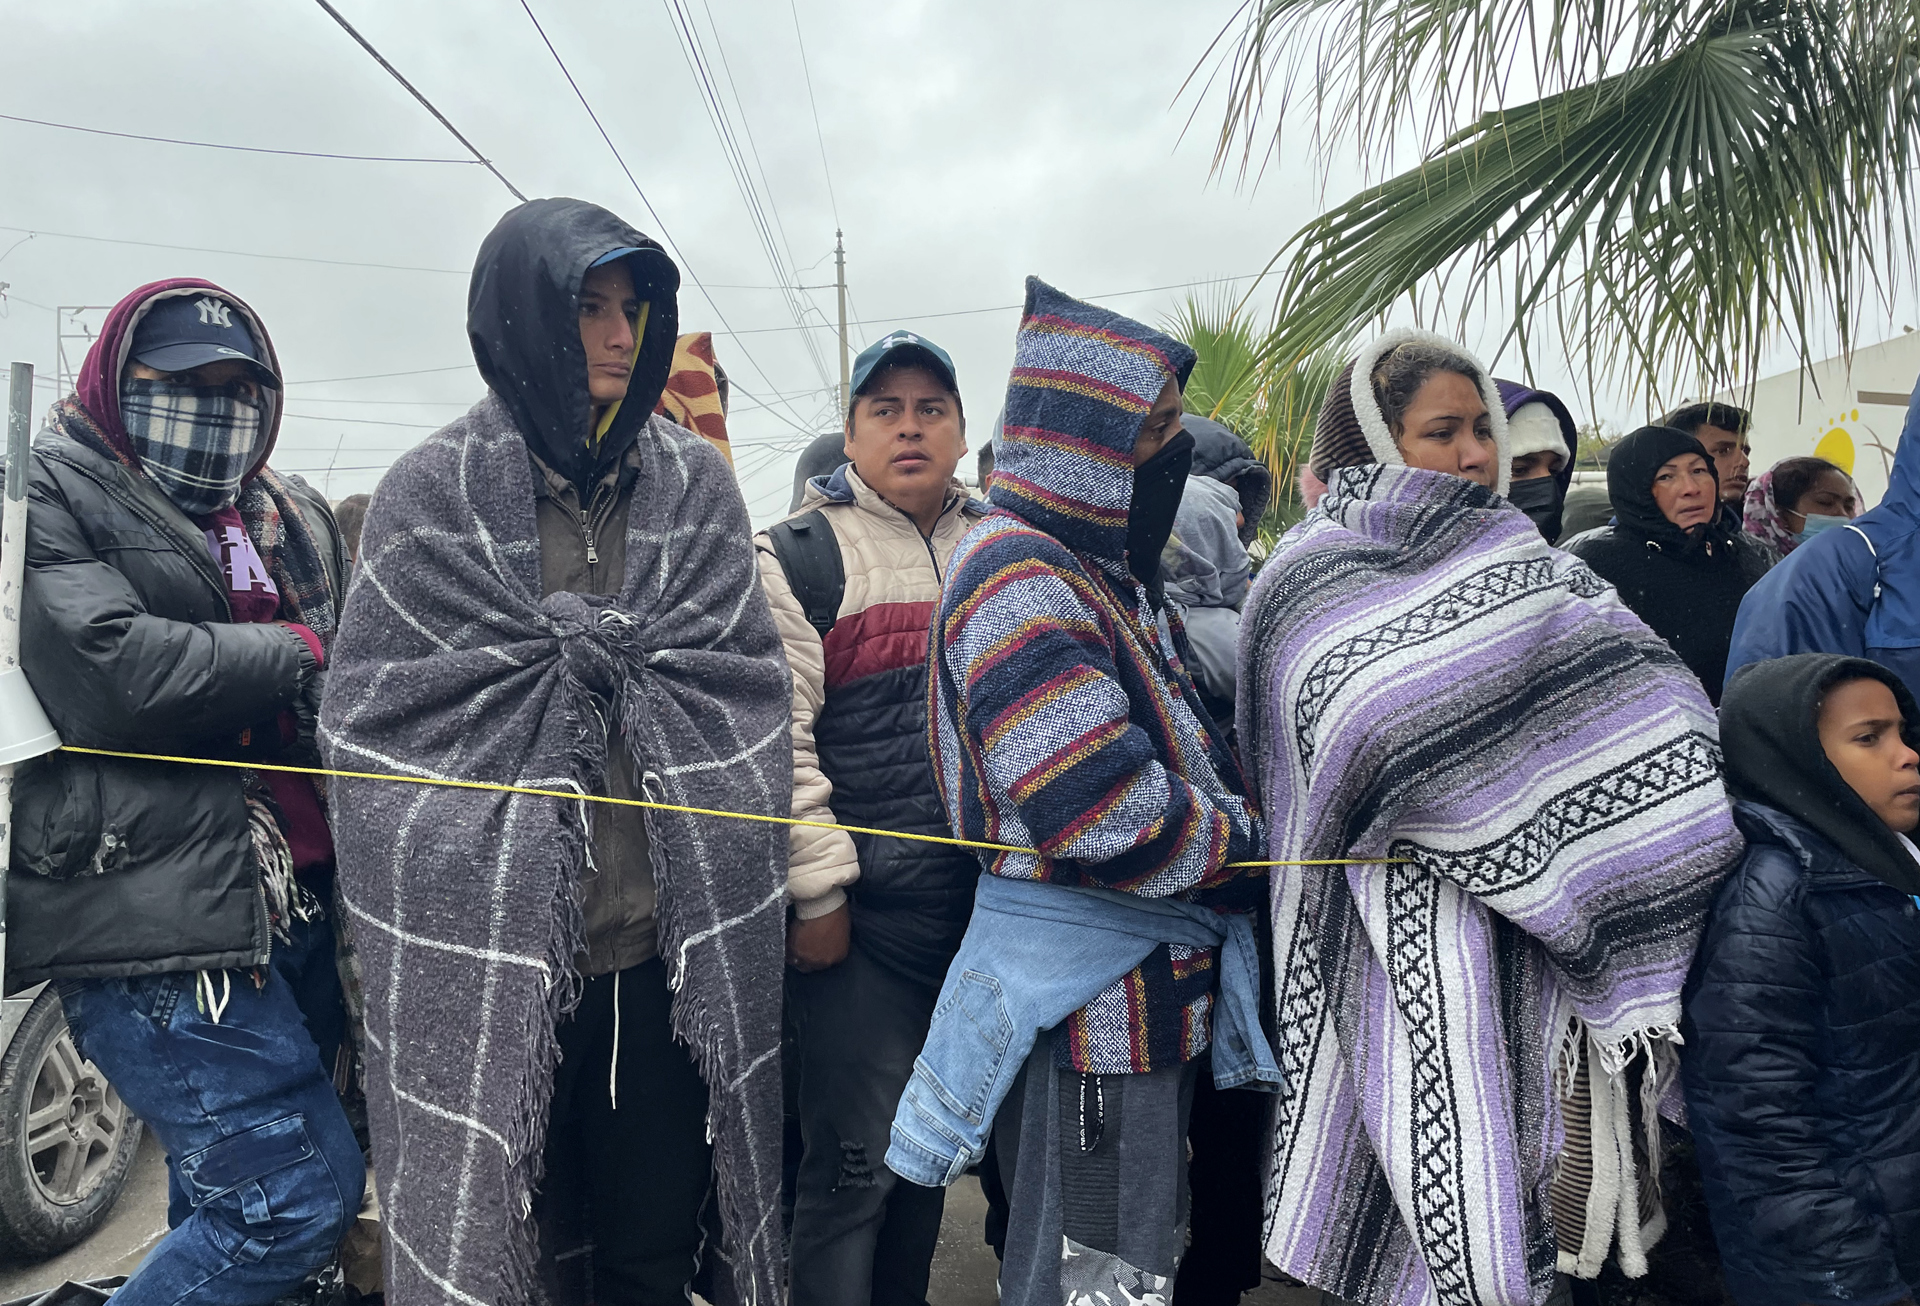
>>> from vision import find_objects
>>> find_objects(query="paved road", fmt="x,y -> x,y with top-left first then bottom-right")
0,1149 -> 1317,1304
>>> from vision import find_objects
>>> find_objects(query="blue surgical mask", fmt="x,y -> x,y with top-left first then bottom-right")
1794,513 -> 1850,543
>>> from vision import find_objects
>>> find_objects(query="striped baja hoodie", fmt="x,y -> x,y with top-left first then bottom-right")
929,277 -> 1263,1074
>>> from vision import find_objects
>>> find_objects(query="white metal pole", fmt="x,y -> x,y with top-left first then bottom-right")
1,361 -> 35,988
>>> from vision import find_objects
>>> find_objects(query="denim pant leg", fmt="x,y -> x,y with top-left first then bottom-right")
273,911 -> 348,1082
57,971 -> 366,1306
788,945 -> 947,1306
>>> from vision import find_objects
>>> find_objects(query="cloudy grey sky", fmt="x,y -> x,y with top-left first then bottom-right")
1,0 -> 1905,523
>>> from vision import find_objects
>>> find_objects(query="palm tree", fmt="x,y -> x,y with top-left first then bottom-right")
1202,0 -> 1920,404
1166,292 -> 1349,538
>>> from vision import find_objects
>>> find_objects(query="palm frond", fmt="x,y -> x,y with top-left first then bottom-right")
1165,293 -> 1351,529
1220,0 -> 1920,399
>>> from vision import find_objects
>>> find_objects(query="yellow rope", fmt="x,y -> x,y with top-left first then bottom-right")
56,745 -> 1408,868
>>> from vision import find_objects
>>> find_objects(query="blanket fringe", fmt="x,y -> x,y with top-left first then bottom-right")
1554,1018 -> 1680,1282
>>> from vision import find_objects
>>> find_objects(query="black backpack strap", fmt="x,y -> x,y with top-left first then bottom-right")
766,508 -> 846,638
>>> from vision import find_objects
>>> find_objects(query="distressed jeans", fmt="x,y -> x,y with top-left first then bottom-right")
56,967 -> 364,1306
788,944 -> 947,1306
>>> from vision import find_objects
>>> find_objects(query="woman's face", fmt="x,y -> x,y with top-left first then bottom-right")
1650,453 -> 1718,529
1394,371 -> 1496,488
1784,468 -> 1860,532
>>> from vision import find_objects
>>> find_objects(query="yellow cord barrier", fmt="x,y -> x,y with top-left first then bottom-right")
55,745 -> 1407,868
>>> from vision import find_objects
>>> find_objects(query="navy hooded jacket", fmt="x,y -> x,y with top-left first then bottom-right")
1684,655 -> 1920,1306
1727,383 -> 1920,690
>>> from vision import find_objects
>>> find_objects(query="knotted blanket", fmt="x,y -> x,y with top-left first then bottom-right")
320,398 -> 790,1306
1238,465 -> 1741,1306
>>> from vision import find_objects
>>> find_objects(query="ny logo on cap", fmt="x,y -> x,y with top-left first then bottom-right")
195,298 -> 234,328
885,332 -> 920,347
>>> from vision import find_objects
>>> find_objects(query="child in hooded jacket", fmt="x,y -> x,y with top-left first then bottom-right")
1685,653 -> 1920,1306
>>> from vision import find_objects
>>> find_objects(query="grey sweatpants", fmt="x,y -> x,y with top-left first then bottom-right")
991,1030 -> 1200,1305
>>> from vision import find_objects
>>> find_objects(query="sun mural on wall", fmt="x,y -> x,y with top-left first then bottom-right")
1814,409 -> 1859,475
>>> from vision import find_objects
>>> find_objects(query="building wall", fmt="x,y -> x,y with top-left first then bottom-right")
1717,331 -> 1920,511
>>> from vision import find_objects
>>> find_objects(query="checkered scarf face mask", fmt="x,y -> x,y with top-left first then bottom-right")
120,378 -> 264,515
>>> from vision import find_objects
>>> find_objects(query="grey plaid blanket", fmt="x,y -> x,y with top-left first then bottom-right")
320,397 -> 790,1306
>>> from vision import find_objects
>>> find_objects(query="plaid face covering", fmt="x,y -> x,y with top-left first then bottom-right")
120,378 -> 264,515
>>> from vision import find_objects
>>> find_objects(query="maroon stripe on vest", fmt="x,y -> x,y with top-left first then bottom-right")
822,600 -> 936,691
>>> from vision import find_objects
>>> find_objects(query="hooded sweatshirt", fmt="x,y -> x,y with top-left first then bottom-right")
469,197 -> 680,497
1729,382 -> 1920,693
930,278 -> 1261,1075
1563,425 -> 1775,703
469,198 -> 682,973
1183,414 -> 1272,545
1495,379 -> 1578,542
1161,475 -> 1249,723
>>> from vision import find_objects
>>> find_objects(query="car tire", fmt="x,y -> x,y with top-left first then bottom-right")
0,989 -> 143,1257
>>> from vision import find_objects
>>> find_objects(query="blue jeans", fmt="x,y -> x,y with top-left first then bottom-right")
56,968 -> 365,1306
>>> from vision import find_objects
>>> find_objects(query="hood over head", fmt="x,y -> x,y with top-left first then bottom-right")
1183,414 -> 1272,544
73,278 -> 283,482
468,198 -> 679,493
1605,423 -> 1728,554
1496,379 -> 1578,540
986,277 -> 1196,568
1823,379 -> 1920,657
789,431 -> 850,512
1307,327 -> 1511,495
1721,653 -> 1920,895
1163,475 -> 1251,610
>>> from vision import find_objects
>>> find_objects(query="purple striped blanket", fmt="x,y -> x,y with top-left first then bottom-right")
1238,464 -> 1742,1306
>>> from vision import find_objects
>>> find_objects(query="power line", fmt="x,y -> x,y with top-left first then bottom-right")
717,271 -> 1273,336
310,0 -> 526,202
671,0 -> 835,395
0,113 -> 481,165
283,364 -> 472,386
0,224 -> 466,275
514,0 -> 820,434
787,0 -> 840,226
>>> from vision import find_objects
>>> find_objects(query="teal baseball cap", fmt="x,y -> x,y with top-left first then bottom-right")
849,330 -> 958,399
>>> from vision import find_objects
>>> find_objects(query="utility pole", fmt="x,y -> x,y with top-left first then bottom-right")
834,230 -> 850,418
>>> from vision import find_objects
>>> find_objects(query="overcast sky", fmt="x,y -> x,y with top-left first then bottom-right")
2,0 -> 1910,524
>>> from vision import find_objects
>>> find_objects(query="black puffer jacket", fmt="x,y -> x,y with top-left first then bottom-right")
1683,800 -> 1920,1306
7,282 -> 339,985
10,429 -> 337,982
1562,425 -> 1776,703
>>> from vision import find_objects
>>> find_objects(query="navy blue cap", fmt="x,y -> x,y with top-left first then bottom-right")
131,293 -> 277,384
850,330 -> 958,399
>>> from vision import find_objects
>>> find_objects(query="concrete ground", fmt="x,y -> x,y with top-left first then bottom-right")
0,1147 -> 1319,1304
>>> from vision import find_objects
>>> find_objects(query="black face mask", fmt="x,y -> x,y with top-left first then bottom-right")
1506,476 -> 1564,542
1127,429 -> 1195,586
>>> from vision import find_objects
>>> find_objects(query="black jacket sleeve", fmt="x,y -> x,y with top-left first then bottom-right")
1683,848 -> 1911,1304
21,460 -> 310,749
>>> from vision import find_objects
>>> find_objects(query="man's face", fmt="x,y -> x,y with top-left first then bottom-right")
126,358 -> 264,404
1133,380 -> 1184,466
1693,423 -> 1750,502
844,365 -> 966,507
579,260 -> 640,409
1509,451 -> 1560,482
